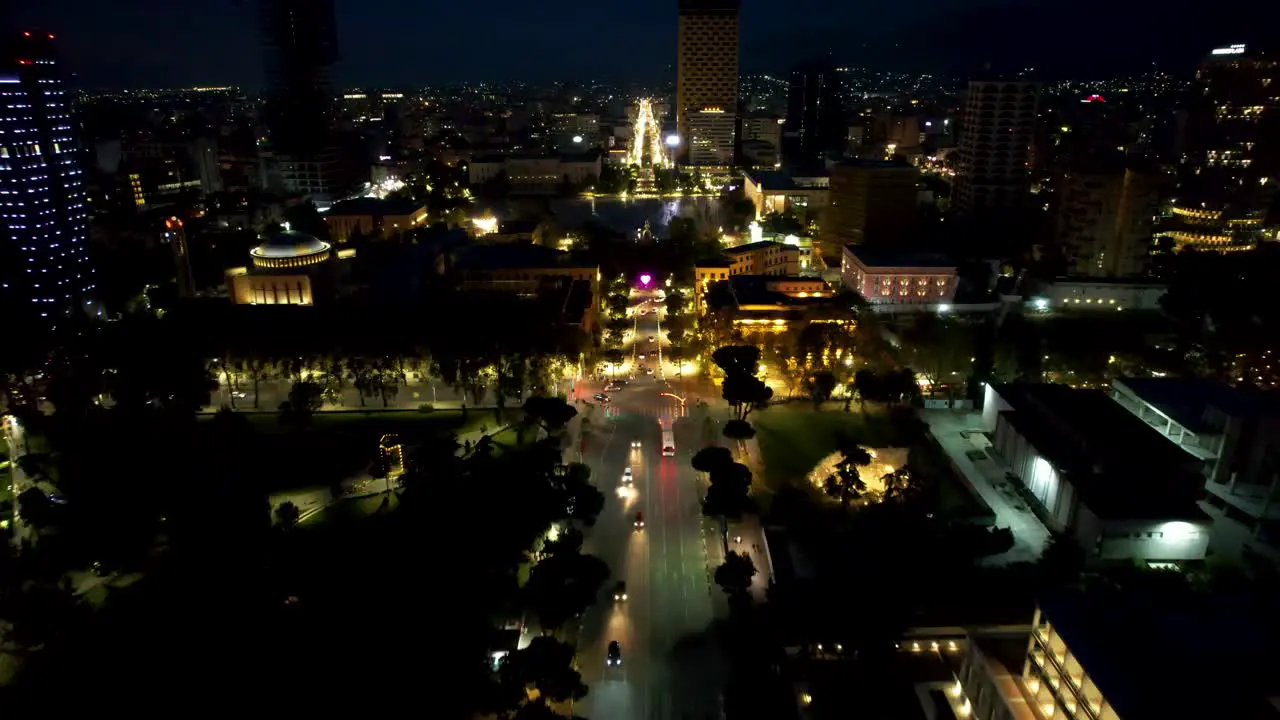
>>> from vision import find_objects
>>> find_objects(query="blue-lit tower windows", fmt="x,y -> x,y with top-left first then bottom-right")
0,31 -> 94,334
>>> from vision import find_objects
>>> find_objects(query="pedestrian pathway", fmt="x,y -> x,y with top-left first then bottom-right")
919,410 -> 1050,564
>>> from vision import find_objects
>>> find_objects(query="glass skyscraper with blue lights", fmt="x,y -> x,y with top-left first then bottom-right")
0,31 -> 93,335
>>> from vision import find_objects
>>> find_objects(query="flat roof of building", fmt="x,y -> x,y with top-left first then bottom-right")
472,151 -> 600,163
1050,276 -> 1168,287
743,169 -> 827,190
328,197 -> 423,216
710,274 -> 842,309
1114,377 -> 1280,433
844,245 -> 956,269
455,243 -> 595,271
992,383 -> 1206,519
1039,588 -> 1280,720
496,219 -> 538,234
832,157 -> 915,171
726,240 -> 789,255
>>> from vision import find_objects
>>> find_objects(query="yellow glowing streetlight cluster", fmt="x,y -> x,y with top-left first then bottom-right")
628,98 -> 671,170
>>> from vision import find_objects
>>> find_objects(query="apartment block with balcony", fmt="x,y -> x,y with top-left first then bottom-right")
1109,377 -> 1280,567
693,258 -> 732,315
724,240 -> 800,276
945,590 -> 1280,720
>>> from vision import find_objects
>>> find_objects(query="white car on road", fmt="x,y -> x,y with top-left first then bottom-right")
622,467 -> 633,484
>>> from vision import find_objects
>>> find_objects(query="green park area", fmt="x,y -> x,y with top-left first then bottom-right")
750,404 -> 989,521
751,405 -> 893,491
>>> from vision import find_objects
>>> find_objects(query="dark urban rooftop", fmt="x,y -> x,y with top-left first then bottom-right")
1039,588 -> 1280,720
454,243 -> 595,271
833,157 -> 915,170
744,169 -> 828,190
1114,377 -> 1280,433
725,240 -> 788,255
992,383 -> 1206,520
844,246 -> 956,269
327,197 -> 423,216
497,220 -> 539,234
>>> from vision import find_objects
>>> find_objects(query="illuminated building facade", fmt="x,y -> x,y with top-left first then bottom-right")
466,153 -> 603,192
981,383 -> 1210,561
697,274 -> 845,338
226,229 -> 348,306
944,591 -> 1280,720
840,246 -> 956,307
676,0 -> 739,168
1166,44 -> 1279,252
724,240 -> 799,276
741,169 -> 829,219
0,31 -> 94,333
953,80 -> 1040,217
324,197 -> 427,242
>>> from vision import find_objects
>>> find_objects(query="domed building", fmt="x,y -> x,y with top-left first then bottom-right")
226,229 -> 349,306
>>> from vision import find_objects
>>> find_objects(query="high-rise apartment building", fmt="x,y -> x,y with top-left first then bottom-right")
1056,162 -> 1159,278
258,0 -> 343,199
783,58 -> 844,169
822,159 -> 921,247
1165,44 -> 1279,252
676,0 -> 739,168
0,31 -> 94,333
952,79 -> 1040,217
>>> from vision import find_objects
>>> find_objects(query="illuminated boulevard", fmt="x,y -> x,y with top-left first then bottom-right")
573,289 -> 727,720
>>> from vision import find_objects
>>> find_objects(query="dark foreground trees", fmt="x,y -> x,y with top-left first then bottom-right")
2,396 -> 606,718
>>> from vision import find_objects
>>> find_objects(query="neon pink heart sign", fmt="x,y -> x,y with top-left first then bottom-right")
639,274 -> 652,286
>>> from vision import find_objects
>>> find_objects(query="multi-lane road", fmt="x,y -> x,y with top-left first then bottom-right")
574,290 -> 726,720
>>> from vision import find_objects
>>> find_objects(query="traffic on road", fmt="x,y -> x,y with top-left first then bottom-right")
573,285 -> 726,720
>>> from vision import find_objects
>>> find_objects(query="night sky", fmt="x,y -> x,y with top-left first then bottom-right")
9,0 -> 1279,88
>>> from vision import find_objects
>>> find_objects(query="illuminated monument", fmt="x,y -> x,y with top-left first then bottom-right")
225,226 -> 352,305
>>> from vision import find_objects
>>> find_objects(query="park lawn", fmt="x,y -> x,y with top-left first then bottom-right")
751,406 -> 893,492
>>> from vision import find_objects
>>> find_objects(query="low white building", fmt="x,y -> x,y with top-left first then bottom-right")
1038,278 -> 1166,312
982,383 -> 1211,562
467,152 -> 603,191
